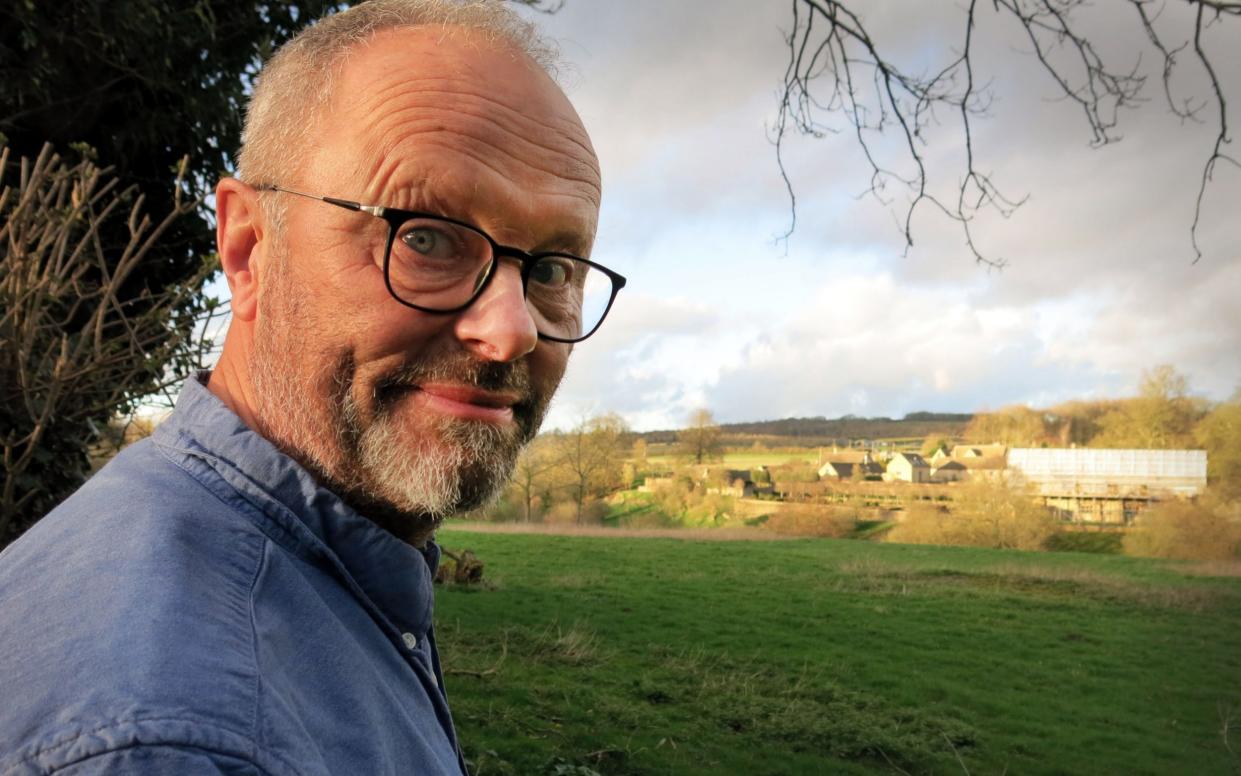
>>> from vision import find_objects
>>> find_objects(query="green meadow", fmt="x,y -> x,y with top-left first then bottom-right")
434,529 -> 1241,775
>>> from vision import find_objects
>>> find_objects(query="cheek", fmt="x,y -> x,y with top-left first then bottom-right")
529,343 -> 571,396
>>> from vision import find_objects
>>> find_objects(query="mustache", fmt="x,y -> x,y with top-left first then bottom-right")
371,353 -> 535,415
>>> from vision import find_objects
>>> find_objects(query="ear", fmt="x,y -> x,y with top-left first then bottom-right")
215,178 -> 267,322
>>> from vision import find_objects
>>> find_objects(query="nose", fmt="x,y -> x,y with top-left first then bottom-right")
453,261 -> 539,362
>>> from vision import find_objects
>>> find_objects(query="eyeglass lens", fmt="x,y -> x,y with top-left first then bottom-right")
389,217 -> 613,342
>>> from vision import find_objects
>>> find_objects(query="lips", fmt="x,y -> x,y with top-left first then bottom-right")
413,382 -> 520,423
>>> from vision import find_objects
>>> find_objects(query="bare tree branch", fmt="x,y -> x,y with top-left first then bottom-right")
777,0 -> 1237,266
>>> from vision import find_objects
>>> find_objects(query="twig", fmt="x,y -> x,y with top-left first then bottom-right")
777,0 -> 1237,266
944,732 -> 972,775
1221,700 -> 1237,759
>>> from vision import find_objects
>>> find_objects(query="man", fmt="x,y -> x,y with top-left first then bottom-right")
0,1 -> 623,773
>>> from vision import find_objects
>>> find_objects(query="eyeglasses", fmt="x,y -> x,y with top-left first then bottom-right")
255,184 -> 626,343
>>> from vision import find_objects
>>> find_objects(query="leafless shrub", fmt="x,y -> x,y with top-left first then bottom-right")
886,480 -> 1057,550
0,144 -> 220,543
765,502 -> 856,537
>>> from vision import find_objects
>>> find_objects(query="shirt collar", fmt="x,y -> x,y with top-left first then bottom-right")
155,374 -> 439,639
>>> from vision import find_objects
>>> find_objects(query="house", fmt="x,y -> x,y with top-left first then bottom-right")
930,459 -> 967,483
958,454 -> 1008,482
818,461 -> 855,480
637,475 -> 677,493
704,468 -> 771,498
818,451 -> 884,480
885,452 -> 931,483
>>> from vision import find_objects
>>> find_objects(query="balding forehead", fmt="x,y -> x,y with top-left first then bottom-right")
364,77 -> 599,197
325,27 -> 600,202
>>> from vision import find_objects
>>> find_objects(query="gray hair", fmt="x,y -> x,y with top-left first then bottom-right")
237,0 -> 558,198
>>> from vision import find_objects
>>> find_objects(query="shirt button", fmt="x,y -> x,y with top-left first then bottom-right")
402,632 -> 418,650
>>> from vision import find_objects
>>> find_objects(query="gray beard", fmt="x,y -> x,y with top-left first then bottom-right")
249,263 -> 548,540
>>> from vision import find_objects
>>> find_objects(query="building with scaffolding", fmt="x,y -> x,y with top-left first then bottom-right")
1007,448 -> 1207,523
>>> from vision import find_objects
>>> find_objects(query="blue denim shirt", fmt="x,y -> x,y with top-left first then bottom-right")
0,377 -> 467,775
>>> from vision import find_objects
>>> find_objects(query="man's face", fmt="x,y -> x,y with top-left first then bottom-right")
248,28 -> 601,536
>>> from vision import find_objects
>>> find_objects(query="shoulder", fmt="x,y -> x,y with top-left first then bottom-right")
0,441 -> 286,775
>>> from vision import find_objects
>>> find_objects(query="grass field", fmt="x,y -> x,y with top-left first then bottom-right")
434,529 -> 1241,775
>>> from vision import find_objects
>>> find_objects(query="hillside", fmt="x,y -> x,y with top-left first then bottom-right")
637,412 -> 973,446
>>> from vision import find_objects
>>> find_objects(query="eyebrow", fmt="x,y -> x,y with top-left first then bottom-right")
372,176 -> 594,257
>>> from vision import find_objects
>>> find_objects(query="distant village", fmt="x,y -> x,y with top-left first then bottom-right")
661,444 -> 1208,525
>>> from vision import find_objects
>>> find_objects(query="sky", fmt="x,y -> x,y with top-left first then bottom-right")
500,0 -> 1241,432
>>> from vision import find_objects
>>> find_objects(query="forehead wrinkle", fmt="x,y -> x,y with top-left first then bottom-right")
371,120 -> 601,204
361,76 -> 597,161
352,77 -> 599,185
412,137 -> 600,208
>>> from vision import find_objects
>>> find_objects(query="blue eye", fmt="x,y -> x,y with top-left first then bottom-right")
401,225 -> 453,258
531,258 -> 573,287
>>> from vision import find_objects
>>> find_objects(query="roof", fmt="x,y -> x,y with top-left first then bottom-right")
1007,448 -> 1207,497
958,455 -> 1007,471
891,452 -> 930,468
952,444 -> 1007,459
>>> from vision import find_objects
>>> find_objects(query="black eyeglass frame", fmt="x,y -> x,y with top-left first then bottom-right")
255,184 -> 626,343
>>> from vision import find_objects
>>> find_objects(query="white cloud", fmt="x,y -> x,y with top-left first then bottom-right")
521,1 -> 1240,432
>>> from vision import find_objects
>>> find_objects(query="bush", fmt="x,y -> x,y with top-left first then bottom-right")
684,492 -> 735,527
1123,499 -> 1241,561
886,480 -> 1057,551
764,503 -> 856,538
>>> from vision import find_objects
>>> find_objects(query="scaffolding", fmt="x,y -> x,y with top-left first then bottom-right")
1007,448 -> 1207,523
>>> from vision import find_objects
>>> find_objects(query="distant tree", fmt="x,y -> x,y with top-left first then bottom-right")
631,437 -> 649,467
677,408 -> 723,464
1194,390 -> 1241,501
963,405 -> 1046,447
1093,365 -> 1204,448
1043,400 -> 1113,447
508,436 -> 557,522
553,413 -> 628,524
920,434 -> 951,457
776,0 -> 1239,265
